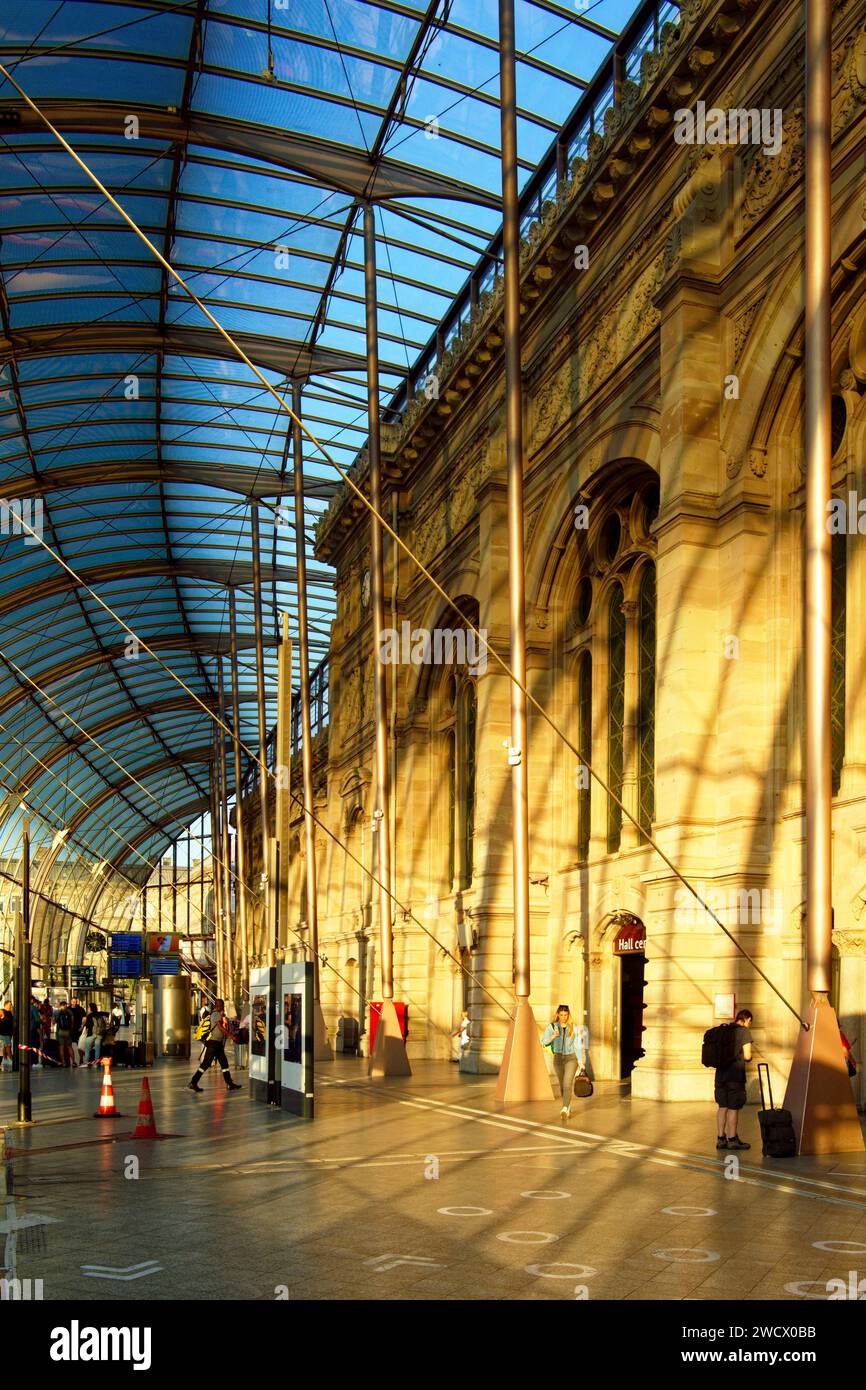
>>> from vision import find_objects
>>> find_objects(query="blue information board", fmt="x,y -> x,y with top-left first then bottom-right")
148,956 -> 180,976
109,956 -> 142,976
110,933 -> 142,953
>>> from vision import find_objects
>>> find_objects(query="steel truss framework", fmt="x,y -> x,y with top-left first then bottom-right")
0,0 -> 634,944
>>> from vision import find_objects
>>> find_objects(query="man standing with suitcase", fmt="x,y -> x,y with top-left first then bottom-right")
715,1008 -> 753,1150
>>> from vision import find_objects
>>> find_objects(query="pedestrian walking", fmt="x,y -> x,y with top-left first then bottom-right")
29,996 -> 43,1067
542,1003 -> 587,1119
54,999 -> 77,1068
0,1000 -> 14,1070
714,1008 -> 753,1150
188,998 -> 242,1093
70,997 -> 86,1048
452,1009 -> 471,1062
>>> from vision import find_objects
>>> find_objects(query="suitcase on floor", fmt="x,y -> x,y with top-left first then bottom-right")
757,1062 -> 796,1157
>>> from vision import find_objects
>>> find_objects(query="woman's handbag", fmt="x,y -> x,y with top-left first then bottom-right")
572,1070 -> 593,1099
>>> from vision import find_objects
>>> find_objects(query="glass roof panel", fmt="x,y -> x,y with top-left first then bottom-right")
0,0 -> 641,904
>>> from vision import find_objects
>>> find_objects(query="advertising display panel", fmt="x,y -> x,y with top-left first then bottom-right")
279,961 -> 314,1119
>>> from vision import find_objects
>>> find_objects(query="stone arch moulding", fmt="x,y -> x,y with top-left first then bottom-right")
595,901 -> 647,951
723,190 -> 866,480
339,767 -> 371,834
407,589 -> 483,710
532,448 -> 660,616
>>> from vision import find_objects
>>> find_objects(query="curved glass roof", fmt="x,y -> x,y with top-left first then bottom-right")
0,0 -> 637,907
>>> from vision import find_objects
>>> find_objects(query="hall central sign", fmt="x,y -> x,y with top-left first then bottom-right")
613,921 -> 646,955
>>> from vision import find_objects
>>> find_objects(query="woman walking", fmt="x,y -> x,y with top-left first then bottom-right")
542,1004 -> 587,1119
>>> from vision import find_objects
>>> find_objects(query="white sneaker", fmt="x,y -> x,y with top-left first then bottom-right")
560,1105 -> 569,1118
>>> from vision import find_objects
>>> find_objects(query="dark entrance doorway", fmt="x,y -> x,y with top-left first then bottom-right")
612,915 -> 646,1079
619,953 -> 647,1078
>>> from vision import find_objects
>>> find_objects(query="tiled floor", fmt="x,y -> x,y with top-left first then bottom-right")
2,1056 -> 866,1301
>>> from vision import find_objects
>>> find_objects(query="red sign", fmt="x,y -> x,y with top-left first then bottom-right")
613,920 -> 646,955
369,1001 -> 408,1050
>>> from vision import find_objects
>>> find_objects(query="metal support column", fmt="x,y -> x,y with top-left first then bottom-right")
17,817 -> 32,1123
291,383 -> 331,1059
250,501 -> 272,960
210,754 -> 225,1001
217,658 -> 236,1007
363,201 -> 409,1077
783,0 -> 863,1154
494,0 -> 553,1105
228,589 -> 250,990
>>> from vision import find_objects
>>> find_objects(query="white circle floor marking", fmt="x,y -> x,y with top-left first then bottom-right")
661,1205 -> 717,1217
526,1262 -> 597,1280
437,1206 -> 493,1217
784,1280 -> 831,1300
653,1247 -> 720,1263
520,1190 -> 571,1200
812,1239 -> 866,1253
497,1231 -> 559,1245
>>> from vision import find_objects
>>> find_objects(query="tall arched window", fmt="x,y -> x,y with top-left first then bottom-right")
637,565 -> 656,838
607,586 -> 625,853
831,530 -> 846,795
577,651 -> 592,863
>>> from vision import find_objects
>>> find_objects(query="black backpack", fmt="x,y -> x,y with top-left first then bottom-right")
56,1007 -> 72,1032
701,1022 -> 738,1069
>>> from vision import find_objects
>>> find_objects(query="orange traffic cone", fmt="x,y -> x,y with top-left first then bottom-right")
94,1057 -> 122,1119
132,1077 -> 159,1140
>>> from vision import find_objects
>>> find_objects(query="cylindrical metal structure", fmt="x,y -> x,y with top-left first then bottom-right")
804,0 -> 833,996
291,382 -> 320,998
499,0 -> 531,1002
134,978 -> 155,1064
216,659 -> 235,1002
363,201 -> 394,999
17,818 -> 31,1120
209,767 -> 225,1001
250,500 -> 271,951
228,589 -> 250,984
152,974 -> 191,1058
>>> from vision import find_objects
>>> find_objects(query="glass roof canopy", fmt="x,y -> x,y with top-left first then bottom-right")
0,0 -> 637,904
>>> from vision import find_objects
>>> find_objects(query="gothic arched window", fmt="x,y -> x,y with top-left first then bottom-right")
637,565 -> 656,837
607,586 -> 625,853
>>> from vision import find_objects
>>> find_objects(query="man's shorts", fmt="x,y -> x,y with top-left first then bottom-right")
56,1029 -> 71,1045
714,1076 -> 746,1109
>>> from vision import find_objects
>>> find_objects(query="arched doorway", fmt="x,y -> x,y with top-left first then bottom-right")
612,914 -> 647,1079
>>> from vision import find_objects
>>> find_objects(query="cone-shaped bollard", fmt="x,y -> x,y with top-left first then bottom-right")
132,1076 -> 159,1140
496,1000 -> 554,1106
313,1001 -> 332,1062
783,998 -> 865,1154
368,1000 -> 411,1077
94,1057 -> 122,1119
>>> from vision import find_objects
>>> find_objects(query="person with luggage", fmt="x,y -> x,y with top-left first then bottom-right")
187,998 -> 243,1093
542,1003 -> 587,1119
714,1008 -> 753,1149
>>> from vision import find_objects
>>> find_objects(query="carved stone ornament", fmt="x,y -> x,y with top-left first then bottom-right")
410,427 -> 492,566
740,109 -> 804,234
832,21 -> 866,136
733,295 -> 765,364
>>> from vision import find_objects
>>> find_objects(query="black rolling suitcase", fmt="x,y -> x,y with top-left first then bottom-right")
757,1062 -> 797,1157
